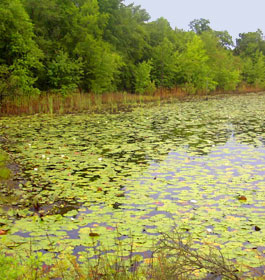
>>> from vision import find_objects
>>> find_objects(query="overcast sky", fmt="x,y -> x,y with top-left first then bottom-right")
123,0 -> 265,42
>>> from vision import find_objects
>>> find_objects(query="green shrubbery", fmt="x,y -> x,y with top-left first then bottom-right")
1,0 -> 265,96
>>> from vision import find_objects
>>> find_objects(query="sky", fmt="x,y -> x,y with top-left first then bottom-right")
123,0 -> 265,42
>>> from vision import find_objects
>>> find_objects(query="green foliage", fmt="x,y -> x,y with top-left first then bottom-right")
102,3 -> 150,61
151,38 -> 177,88
176,35 -> 217,93
214,30 -> 234,49
134,61 -> 156,94
235,29 -> 265,57
0,65 -> 11,97
189,18 -> 211,34
0,0 -> 43,96
73,0 -> 123,94
76,38 -> 123,93
242,51 -> 265,87
90,49 -> 123,94
146,17 -> 175,47
234,30 -> 265,88
0,254 -> 23,280
201,32 -> 241,91
0,0 -> 264,95
47,51 -> 83,95
101,3 -> 150,91
0,252 -> 46,280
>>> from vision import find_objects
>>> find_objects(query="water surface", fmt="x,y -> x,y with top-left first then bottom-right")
0,92 -> 264,268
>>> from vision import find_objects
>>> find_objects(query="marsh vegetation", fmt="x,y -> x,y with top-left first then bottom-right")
0,92 -> 265,279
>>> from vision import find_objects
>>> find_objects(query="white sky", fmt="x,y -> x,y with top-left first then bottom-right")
123,0 -> 265,42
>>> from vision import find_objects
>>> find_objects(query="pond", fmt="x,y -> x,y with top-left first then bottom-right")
0,92 -> 265,269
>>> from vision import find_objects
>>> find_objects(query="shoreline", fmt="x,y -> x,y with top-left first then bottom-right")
0,88 -> 264,117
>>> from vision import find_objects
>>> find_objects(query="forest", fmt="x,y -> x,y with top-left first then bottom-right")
1,0 -> 265,98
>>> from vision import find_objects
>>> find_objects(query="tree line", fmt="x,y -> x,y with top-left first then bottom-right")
1,0 -> 265,96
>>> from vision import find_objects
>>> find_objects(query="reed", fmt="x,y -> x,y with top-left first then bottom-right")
0,85 -> 264,116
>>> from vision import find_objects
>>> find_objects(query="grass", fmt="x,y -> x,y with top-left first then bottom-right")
1,230 -> 264,280
0,84 -> 263,116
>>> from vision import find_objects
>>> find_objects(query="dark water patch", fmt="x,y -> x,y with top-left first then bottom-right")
66,229 -> 81,240
14,231 -> 31,238
73,245 -> 87,255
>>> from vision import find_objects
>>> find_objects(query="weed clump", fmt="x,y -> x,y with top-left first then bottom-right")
149,231 -> 241,280
0,231 -> 251,280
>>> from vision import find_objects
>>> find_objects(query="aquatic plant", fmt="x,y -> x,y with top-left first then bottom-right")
0,92 -> 264,276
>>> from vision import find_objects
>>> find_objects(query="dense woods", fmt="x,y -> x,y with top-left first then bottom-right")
1,0 -> 265,96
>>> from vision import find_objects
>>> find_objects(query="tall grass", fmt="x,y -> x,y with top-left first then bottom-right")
1,84 -> 262,116
0,85 -> 256,116
1,230 -> 264,280
0,90 -> 175,116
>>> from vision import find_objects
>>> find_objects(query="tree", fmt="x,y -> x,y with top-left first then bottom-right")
89,46 -> 123,94
98,1 -> 150,91
235,29 -> 265,57
200,31 -> 241,90
146,17 -> 175,47
99,1 -> 150,61
176,35 -> 216,93
189,18 -> 211,35
151,38 -> 177,88
1,0 -> 263,96
0,0 -> 43,95
242,51 -> 265,87
47,51 -> 83,94
214,30 -> 234,49
174,29 -> 195,52
73,0 -> 123,93
23,0 -> 122,94
134,60 -> 155,94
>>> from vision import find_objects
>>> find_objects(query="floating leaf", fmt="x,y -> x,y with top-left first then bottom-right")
0,230 -> 8,235
237,195 -> 247,201
89,232 -> 100,237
